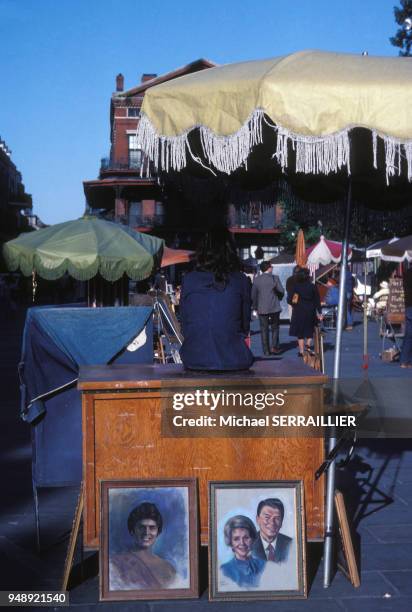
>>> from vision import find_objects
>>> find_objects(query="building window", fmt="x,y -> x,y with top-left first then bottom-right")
262,246 -> 279,260
129,201 -> 142,226
128,107 -> 140,117
154,201 -> 165,224
155,202 -> 164,216
128,134 -> 142,169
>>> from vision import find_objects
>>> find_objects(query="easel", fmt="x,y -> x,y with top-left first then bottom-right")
335,490 -> 360,588
303,327 -> 325,373
61,483 -> 84,591
150,290 -> 183,364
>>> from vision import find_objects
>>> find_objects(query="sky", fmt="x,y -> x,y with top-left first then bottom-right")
0,0 -> 402,225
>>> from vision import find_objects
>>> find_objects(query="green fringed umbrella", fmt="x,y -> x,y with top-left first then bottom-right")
2,216 -> 164,282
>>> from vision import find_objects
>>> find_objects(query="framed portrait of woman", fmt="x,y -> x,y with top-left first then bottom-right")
209,480 -> 306,601
99,479 -> 198,601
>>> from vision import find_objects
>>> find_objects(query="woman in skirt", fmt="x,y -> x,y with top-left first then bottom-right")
288,267 -> 322,357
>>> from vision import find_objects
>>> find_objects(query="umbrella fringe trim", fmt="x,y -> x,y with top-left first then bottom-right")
199,109 -> 264,173
375,132 -> 412,185
138,113 -> 188,174
137,110 -> 412,182
2,251 -> 156,282
270,123 -> 351,176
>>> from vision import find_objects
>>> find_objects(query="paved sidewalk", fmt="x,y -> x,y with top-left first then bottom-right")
0,308 -> 411,610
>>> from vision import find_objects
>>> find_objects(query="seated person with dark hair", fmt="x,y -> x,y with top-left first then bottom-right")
179,228 -> 254,371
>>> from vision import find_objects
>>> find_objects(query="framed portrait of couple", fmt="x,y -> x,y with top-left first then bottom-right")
209,480 -> 306,601
99,479 -> 198,601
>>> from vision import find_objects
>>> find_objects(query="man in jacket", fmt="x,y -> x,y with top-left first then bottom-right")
252,261 -> 284,355
251,498 -> 292,563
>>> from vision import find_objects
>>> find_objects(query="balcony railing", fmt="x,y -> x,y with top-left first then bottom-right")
231,208 -> 280,230
129,214 -> 165,227
100,156 -> 156,177
8,191 -> 32,208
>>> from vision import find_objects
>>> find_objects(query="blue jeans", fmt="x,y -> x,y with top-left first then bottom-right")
346,293 -> 353,327
400,306 -> 412,365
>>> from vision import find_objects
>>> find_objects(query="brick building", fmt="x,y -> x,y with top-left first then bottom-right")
83,60 -> 283,259
0,137 -> 32,241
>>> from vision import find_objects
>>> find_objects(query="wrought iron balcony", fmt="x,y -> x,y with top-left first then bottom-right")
8,191 -> 32,208
230,207 -> 280,231
100,156 -> 156,177
129,214 -> 165,228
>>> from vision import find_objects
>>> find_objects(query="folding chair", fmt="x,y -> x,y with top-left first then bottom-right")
322,305 -> 337,330
381,312 -> 405,354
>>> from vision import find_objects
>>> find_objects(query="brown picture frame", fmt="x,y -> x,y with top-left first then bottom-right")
335,490 -> 360,588
209,480 -> 307,601
99,478 -> 198,601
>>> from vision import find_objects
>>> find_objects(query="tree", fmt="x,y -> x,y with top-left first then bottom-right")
276,200 -> 322,251
390,0 -> 412,56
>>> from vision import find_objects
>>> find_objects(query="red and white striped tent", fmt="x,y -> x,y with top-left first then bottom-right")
306,235 -> 352,272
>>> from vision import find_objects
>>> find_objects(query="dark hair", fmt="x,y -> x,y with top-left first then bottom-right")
295,267 -> 310,283
256,498 -> 285,522
223,515 -> 258,546
195,227 -> 240,283
128,502 -> 163,535
260,261 -> 272,273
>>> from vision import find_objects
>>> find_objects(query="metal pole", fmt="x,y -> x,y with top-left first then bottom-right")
323,180 -> 352,588
363,259 -> 368,368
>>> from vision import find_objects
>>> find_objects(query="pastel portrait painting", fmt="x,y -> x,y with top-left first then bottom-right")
100,479 -> 198,601
209,481 -> 306,601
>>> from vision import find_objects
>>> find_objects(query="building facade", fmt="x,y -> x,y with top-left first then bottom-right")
83,60 -> 283,258
0,137 -> 32,240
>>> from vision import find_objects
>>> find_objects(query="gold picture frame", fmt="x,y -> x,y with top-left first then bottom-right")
209,480 -> 307,601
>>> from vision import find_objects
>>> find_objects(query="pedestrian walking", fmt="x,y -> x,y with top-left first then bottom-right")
286,265 -> 301,320
252,261 -> 284,356
287,267 -> 322,357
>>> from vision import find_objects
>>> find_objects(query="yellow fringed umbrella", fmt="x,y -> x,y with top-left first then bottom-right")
135,50 -> 412,589
137,50 -> 412,201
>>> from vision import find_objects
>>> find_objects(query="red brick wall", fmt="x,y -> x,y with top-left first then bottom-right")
112,114 -> 139,161
142,200 -> 155,216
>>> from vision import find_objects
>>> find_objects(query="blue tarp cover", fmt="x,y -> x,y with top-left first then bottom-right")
30,307 -> 152,366
20,306 -> 153,486
21,306 -> 152,421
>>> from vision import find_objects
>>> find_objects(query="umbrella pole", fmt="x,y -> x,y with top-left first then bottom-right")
323,180 -> 352,588
363,259 -> 368,369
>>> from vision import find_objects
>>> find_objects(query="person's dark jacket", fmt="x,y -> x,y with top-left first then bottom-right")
251,273 -> 284,314
286,274 -> 296,296
287,279 -> 321,339
180,271 -> 254,371
251,532 -> 292,563
345,270 -> 355,295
